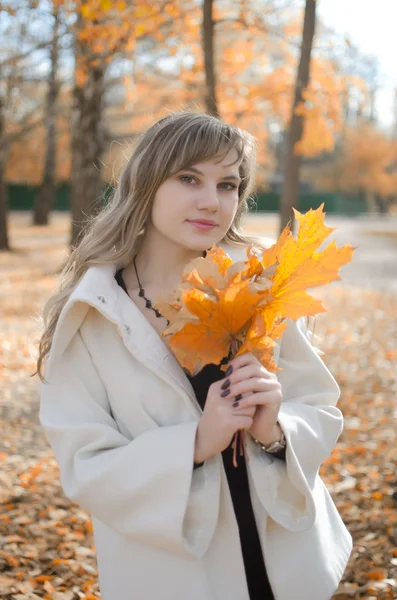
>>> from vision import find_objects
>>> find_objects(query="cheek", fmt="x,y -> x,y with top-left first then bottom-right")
221,196 -> 239,222
151,182 -> 183,223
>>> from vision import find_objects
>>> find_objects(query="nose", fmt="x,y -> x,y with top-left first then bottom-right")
197,182 -> 220,211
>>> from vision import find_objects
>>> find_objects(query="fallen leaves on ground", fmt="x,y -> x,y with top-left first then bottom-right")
0,213 -> 396,599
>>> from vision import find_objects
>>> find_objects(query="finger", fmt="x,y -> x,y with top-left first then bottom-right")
229,376 -> 280,398
229,394 -> 256,416
227,352 -> 258,371
233,416 -> 254,430
227,353 -> 274,378
227,363 -> 273,386
232,404 -> 256,418
234,390 -> 282,410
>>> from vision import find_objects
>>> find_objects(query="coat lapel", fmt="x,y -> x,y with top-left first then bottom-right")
112,242 -> 254,412
113,240 -> 277,411
49,239 -> 278,416
114,282 -> 202,416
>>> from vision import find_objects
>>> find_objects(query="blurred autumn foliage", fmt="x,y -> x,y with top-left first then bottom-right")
3,0 -> 397,246
317,123 -> 397,213
4,0 -> 365,177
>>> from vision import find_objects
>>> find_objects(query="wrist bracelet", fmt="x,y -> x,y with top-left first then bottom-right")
254,428 -> 286,454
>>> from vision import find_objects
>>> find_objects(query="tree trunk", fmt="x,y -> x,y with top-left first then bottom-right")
364,190 -> 377,214
0,161 -> 9,252
33,6 -> 60,226
279,0 -> 316,234
70,27 -> 106,247
393,89 -> 397,140
202,0 -> 219,117
0,98 -> 9,251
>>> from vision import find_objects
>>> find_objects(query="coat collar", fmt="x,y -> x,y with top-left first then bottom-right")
46,239 -> 276,415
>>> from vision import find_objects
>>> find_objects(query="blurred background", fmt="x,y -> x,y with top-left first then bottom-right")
0,1 -> 396,599
2,0 -> 397,245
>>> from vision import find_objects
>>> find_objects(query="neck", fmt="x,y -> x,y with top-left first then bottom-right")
132,229 -> 208,290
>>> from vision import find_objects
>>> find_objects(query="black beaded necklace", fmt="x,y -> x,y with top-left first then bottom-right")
132,251 -> 207,326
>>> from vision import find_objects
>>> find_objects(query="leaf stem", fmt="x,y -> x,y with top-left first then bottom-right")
229,338 -> 247,468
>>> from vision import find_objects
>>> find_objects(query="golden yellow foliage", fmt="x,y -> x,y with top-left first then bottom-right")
156,205 -> 354,375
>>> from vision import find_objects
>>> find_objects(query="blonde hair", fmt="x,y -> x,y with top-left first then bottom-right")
35,111 -> 263,382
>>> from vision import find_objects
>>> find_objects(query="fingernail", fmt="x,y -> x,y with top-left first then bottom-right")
221,389 -> 231,397
221,379 -> 230,390
225,365 -> 233,377
233,401 -> 240,408
235,394 -> 243,401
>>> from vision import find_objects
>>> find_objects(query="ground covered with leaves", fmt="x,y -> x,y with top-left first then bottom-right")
1,213 -> 396,599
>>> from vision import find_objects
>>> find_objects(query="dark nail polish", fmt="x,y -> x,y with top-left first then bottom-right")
221,389 -> 231,397
235,394 -> 243,401
233,401 -> 239,408
221,379 -> 230,390
225,365 -> 233,377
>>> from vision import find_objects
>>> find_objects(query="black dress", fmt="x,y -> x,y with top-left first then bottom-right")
115,268 -> 278,600
185,362 -> 276,600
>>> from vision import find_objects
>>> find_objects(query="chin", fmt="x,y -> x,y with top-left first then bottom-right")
183,240 -> 220,253
191,233 -> 225,247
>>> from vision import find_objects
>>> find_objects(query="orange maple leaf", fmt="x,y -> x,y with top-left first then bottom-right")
166,280 -> 268,374
157,204 -> 354,375
259,204 -> 355,321
237,310 -> 288,371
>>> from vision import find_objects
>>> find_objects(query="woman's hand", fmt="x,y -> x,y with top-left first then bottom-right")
194,375 -> 256,464
194,353 -> 283,464
224,352 -> 283,446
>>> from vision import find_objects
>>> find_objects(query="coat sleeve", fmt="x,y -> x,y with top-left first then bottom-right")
39,330 -> 221,559
247,317 -> 343,532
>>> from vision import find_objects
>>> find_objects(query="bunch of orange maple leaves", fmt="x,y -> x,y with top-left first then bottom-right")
155,205 -> 354,464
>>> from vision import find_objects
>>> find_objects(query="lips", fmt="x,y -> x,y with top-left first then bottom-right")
188,220 -> 217,226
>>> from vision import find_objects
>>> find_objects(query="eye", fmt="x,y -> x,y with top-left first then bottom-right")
219,182 -> 238,191
179,175 -> 198,185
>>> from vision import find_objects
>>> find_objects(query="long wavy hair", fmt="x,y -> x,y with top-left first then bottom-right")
35,111 -> 265,382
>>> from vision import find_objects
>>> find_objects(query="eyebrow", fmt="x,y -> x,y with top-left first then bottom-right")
183,166 -> 241,182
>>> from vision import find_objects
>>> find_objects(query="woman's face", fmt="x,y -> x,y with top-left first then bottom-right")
149,149 -> 241,251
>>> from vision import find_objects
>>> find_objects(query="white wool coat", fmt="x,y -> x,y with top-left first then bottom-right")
39,241 -> 352,600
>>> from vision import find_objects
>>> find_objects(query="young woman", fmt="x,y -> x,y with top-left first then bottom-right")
37,112 -> 352,600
